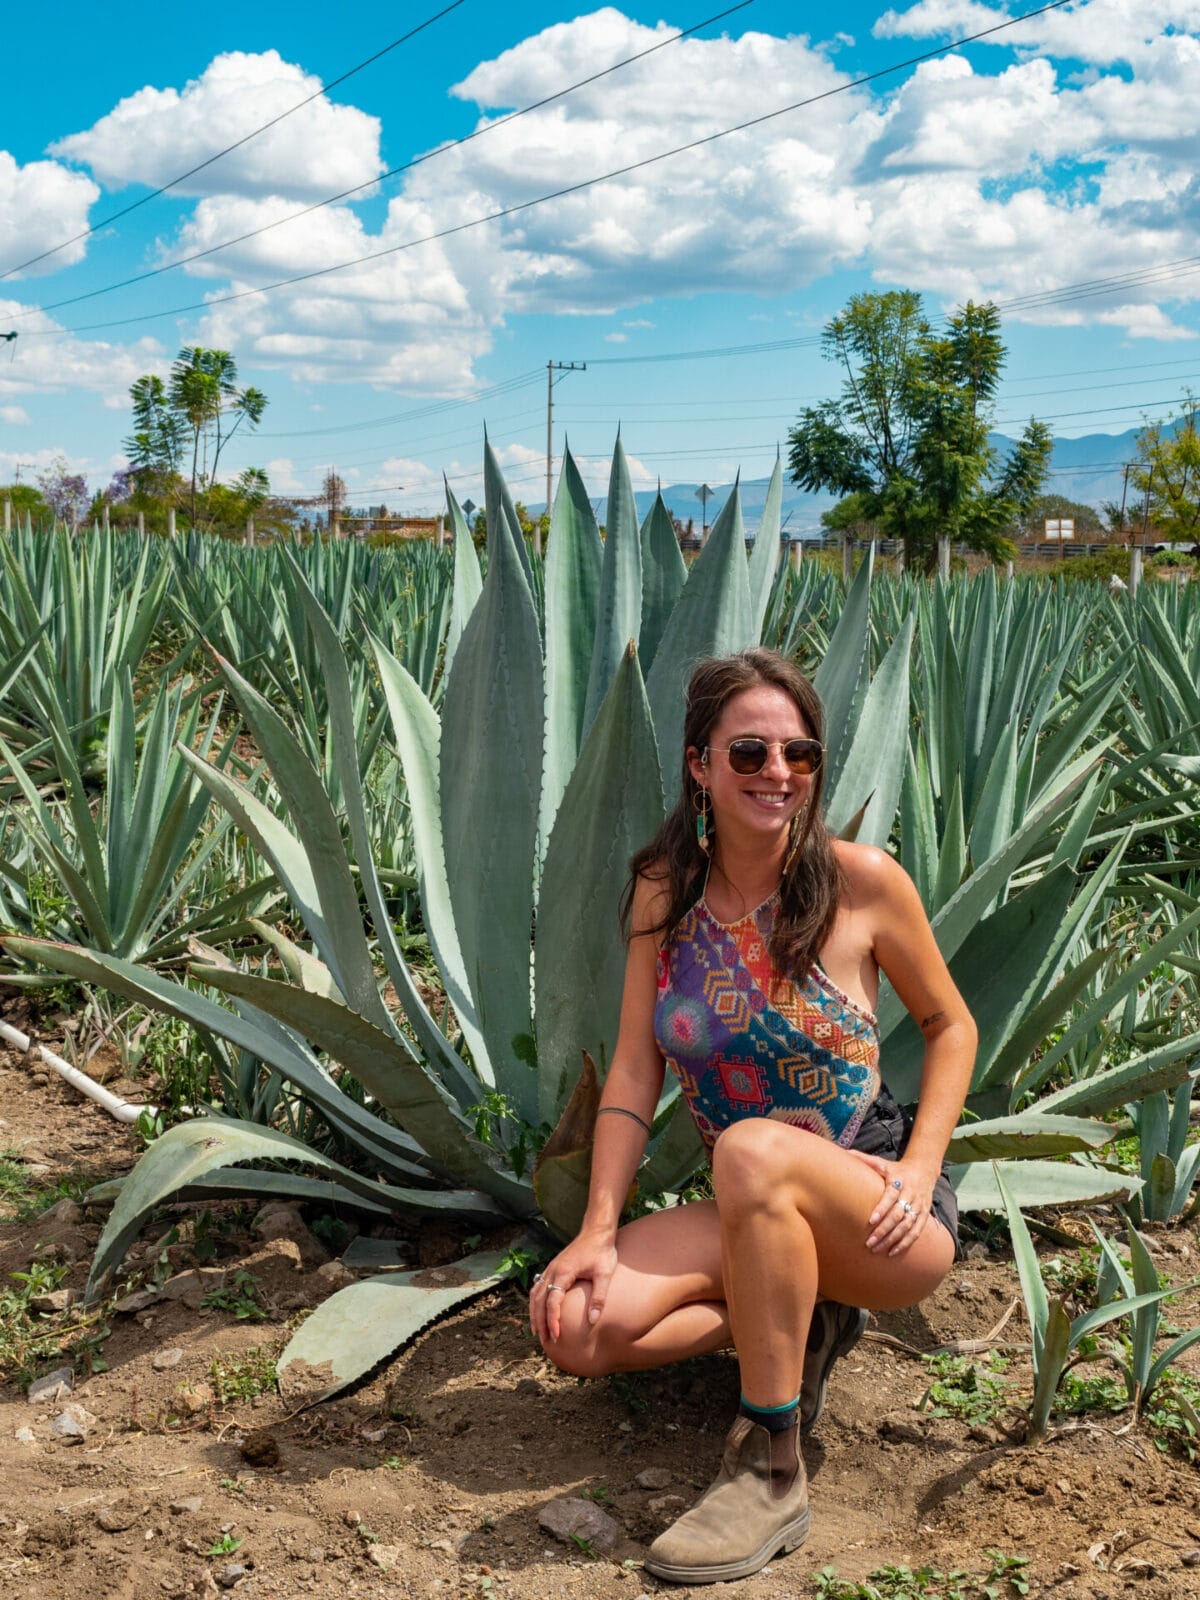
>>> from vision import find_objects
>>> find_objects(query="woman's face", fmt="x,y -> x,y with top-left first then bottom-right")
686,683 -> 815,849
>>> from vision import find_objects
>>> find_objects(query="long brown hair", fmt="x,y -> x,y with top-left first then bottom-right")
622,648 -> 844,981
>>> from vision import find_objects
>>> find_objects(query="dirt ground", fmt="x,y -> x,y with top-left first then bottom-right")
1,1007 -> 1199,1600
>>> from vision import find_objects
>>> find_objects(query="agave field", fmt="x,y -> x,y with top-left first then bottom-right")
0,437 -> 1198,1435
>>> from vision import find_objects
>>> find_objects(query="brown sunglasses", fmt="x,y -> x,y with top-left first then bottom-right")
706,738 -> 824,777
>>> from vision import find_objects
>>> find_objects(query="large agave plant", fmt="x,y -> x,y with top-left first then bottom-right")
8,440 -> 1180,1401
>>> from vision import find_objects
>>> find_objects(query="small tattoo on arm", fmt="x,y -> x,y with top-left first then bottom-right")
919,1009 -> 946,1031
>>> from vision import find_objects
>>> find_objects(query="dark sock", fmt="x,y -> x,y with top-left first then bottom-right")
738,1394 -> 800,1434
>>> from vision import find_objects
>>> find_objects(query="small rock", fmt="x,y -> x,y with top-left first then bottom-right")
647,1495 -> 687,1518
953,1279 -> 976,1299
878,1417 -> 925,1444
160,1268 -> 228,1309
315,1260 -> 355,1290
965,1242 -> 990,1261
153,1348 -> 185,1371
115,1287 -> 161,1314
178,1384 -> 214,1416
537,1495 -> 622,1554
31,1288 -> 73,1315
216,1564 -> 247,1589
27,1366 -> 74,1404
360,1426 -> 388,1443
368,1544 -> 403,1570
1182,1551 -> 1200,1568
170,1498 -> 204,1515
634,1468 -> 672,1491
304,1546 -> 326,1563
342,1509 -> 362,1527
52,1404 -> 97,1442
239,1430 -> 280,1468
29,1074 -> 49,1089
967,1424 -> 1002,1446
428,1538 -> 454,1553
97,1502 -> 140,1532
14,1427 -> 35,1444
514,1378 -> 545,1397
251,1203 -> 329,1265
41,1198 -> 84,1225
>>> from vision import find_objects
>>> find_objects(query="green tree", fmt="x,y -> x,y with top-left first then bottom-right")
124,350 -> 268,528
1016,493 -> 1105,542
787,292 -> 1051,570
1133,403 -> 1200,547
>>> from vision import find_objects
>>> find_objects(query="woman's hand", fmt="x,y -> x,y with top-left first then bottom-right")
847,1149 -> 939,1257
529,1229 -> 620,1346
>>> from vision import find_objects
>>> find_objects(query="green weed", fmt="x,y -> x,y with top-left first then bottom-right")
201,1269 -> 267,1322
917,1352 -> 1011,1425
207,1345 -> 278,1405
1144,1368 -> 1200,1462
813,1548 -> 1030,1598
205,1533 -> 243,1556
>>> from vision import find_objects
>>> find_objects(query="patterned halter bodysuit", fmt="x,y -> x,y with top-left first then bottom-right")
654,891 -> 882,1154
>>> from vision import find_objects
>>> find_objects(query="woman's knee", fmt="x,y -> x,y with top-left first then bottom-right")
538,1290 -> 619,1380
712,1117 -> 813,1213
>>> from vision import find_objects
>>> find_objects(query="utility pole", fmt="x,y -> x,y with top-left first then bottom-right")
545,360 -> 586,555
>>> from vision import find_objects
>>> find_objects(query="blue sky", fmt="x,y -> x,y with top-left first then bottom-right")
2,0 -> 1198,522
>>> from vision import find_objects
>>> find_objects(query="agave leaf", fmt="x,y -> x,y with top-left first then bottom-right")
85,1117 -> 503,1300
0,936 -> 438,1178
536,644 -> 664,1124
584,435 -> 642,735
368,635 -> 489,1102
812,546 -> 873,795
876,747 -> 1106,1041
951,1159 -> 1142,1211
541,446 -> 603,851
277,1246 -> 518,1404
646,480 -> 753,805
284,561 -> 486,1114
946,1113 -> 1113,1163
1016,908 -> 1200,1100
443,482 -> 483,683
638,1095 -> 706,1195
639,492 -> 687,674
824,609 -> 915,845
248,919 -> 344,1003
747,453 -> 783,638
931,769 -> 967,913
1038,1045 -> 1200,1120
441,481 -> 543,1120
190,654 -> 394,1035
483,434 -> 534,592
85,1168 -> 394,1216
995,1163 -> 1048,1362
899,738 -> 937,907
533,1052 -> 601,1240
190,965 -> 533,1212
985,945 -> 1111,1100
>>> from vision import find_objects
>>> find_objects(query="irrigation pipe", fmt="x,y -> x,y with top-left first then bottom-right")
0,1018 -> 154,1126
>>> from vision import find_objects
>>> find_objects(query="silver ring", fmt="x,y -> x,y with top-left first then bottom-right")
546,1283 -> 565,1293
900,1200 -> 915,1217
532,1272 -> 544,1284
892,1178 -> 903,1190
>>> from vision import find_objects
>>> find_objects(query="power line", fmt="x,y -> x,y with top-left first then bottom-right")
0,2 -> 468,283
14,2 -> 754,320
19,0 -> 1078,339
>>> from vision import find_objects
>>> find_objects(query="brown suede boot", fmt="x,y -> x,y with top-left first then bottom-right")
643,1417 -> 809,1584
800,1301 -> 868,1434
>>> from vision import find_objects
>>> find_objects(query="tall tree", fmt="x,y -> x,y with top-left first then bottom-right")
1133,402 -> 1200,547
788,292 -> 1051,569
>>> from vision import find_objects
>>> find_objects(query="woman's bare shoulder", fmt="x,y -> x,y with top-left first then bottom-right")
629,861 -> 674,940
832,839 -> 917,906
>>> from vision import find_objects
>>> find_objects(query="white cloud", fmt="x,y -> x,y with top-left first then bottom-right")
0,299 -> 167,408
876,1 -> 1200,68
1091,304 -> 1197,342
50,51 -> 383,202
0,405 -> 29,424
604,331 -> 628,343
0,152 -> 99,279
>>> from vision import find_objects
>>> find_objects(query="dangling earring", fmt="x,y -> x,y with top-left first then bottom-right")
693,785 -> 712,855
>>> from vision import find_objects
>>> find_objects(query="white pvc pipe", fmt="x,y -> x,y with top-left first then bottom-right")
0,1018 -> 155,1125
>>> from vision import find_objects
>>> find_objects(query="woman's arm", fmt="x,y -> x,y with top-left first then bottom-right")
531,873 -> 668,1343
845,845 -> 977,1256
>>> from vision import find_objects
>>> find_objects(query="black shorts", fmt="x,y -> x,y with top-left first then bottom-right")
850,1084 -> 963,1261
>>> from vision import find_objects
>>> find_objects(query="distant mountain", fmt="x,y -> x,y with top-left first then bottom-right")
544,427 -> 1157,538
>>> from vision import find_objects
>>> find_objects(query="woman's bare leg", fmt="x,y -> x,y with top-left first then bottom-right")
543,1120 -> 953,1384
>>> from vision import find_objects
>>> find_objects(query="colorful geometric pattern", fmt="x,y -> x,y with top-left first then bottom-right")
654,893 -> 880,1154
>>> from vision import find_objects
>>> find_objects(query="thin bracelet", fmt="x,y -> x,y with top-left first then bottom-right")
596,1105 -> 652,1136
